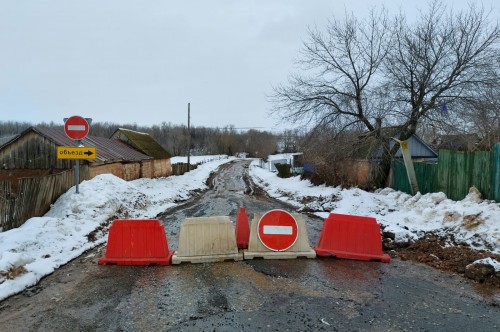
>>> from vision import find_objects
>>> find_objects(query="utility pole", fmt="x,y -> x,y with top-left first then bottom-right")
187,103 -> 191,169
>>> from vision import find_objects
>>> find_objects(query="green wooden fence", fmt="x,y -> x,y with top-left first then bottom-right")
392,143 -> 500,202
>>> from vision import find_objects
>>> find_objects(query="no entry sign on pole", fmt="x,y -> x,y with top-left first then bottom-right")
257,210 -> 298,251
63,115 -> 91,194
64,115 -> 89,140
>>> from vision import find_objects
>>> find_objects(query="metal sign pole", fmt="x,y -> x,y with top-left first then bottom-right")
76,160 -> 80,194
75,140 -> 81,194
63,117 -> 92,195
187,103 -> 191,169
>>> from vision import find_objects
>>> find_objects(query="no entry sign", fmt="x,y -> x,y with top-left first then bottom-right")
64,115 -> 89,140
257,210 -> 298,251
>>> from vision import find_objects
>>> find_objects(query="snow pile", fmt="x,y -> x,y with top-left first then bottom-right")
468,257 -> 500,272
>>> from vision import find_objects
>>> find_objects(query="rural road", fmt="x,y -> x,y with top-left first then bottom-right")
0,160 -> 499,331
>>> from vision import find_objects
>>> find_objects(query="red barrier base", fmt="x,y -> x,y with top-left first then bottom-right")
98,219 -> 174,266
313,213 -> 390,263
235,207 -> 250,250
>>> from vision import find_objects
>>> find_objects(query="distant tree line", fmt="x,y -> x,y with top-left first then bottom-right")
0,120 -> 304,159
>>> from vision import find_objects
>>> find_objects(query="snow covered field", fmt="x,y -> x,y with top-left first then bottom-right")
1,156 -> 499,301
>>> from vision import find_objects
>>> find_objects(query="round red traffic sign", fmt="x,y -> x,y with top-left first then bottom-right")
257,209 -> 298,251
64,115 -> 89,140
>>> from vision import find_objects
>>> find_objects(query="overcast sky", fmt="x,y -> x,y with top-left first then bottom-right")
0,1 -> 498,131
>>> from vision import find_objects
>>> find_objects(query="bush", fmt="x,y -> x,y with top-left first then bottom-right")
275,163 -> 291,178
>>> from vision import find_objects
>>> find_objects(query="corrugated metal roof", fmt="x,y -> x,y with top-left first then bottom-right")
33,127 -> 152,162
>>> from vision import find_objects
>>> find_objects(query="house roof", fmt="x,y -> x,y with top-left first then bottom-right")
111,128 -> 171,159
353,126 -> 438,160
4,127 -> 152,163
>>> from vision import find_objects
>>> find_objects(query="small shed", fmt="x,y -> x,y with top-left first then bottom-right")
110,128 -> 172,178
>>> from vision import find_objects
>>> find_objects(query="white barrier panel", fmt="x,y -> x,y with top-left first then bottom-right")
172,216 -> 243,264
243,211 -> 316,260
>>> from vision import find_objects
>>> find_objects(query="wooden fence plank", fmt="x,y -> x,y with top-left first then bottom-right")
0,181 -> 14,231
172,163 -> 198,176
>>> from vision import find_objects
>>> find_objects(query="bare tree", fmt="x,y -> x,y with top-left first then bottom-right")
243,129 -> 277,159
369,1 -> 499,184
386,1 -> 499,138
462,85 -> 500,148
272,1 -> 499,187
270,8 -> 391,186
299,124 -> 364,186
279,129 -> 302,153
271,8 -> 390,134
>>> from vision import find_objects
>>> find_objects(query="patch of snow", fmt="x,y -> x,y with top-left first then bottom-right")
469,258 -> 500,272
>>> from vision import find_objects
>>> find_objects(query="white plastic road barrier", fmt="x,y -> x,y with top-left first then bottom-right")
172,216 -> 243,264
244,210 -> 316,260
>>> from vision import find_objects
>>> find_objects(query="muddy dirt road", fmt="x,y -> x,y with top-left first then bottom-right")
0,160 -> 499,331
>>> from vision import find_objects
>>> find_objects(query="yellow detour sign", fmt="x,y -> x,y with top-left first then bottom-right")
57,146 -> 97,159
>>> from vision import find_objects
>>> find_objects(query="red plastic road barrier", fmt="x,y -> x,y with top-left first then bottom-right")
313,213 -> 390,263
98,219 -> 174,265
235,207 -> 250,249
